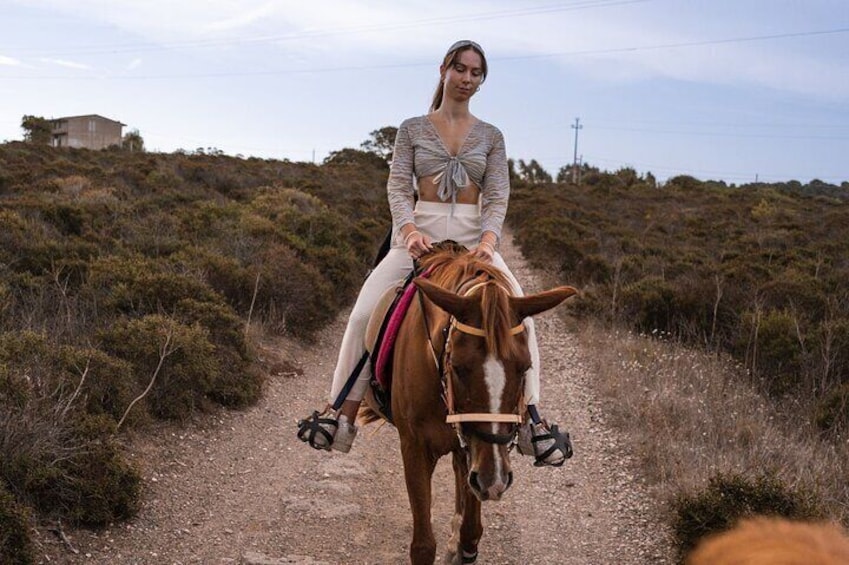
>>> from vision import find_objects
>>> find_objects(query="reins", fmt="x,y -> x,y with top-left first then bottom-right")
417,275 -> 525,448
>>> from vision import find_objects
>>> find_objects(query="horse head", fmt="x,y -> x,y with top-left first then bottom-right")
414,263 -> 577,502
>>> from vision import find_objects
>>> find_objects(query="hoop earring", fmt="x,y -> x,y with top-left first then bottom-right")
475,86 -> 481,92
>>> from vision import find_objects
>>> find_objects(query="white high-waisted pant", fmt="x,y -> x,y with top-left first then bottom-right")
328,201 -> 541,406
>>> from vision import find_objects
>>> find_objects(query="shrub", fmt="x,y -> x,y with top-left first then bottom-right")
0,482 -> 34,565
59,418 -> 141,525
174,298 -> 262,408
815,383 -> 849,433
619,276 -> 676,334
16,418 -> 141,526
751,309 -> 804,396
98,315 -> 220,420
672,473 -> 821,558
58,346 -> 140,425
252,243 -> 335,338
1,389 -> 141,529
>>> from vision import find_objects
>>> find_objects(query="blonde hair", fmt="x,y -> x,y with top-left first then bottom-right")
430,41 -> 488,112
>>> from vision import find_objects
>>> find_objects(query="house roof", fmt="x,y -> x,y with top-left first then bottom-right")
53,114 -> 127,126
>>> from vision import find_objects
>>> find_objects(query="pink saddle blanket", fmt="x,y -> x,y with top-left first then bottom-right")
374,267 -> 432,390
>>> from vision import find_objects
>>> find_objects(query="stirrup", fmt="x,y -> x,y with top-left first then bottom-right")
296,410 -> 338,451
531,422 -> 573,467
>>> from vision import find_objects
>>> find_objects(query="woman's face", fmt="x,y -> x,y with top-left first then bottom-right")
441,48 -> 485,102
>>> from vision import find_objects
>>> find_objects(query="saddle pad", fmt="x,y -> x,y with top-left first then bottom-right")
364,285 -> 401,354
373,267 -> 433,390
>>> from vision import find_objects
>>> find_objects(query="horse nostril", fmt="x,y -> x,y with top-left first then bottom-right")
506,471 -> 514,490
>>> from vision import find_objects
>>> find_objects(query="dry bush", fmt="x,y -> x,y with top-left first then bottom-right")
574,321 -> 849,553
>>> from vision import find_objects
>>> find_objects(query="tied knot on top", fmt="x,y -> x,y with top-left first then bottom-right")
434,156 -> 471,207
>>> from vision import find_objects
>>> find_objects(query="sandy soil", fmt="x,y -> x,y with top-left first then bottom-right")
35,230 -> 674,565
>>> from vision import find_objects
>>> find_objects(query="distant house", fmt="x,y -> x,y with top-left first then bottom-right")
51,114 -> 125,150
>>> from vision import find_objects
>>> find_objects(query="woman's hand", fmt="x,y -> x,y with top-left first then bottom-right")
470,241 -> 495,263
404,230 -> 434,260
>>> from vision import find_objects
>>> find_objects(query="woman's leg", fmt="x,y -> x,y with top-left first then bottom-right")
328,247 -> 414,407
490,252 -> 572,466
298,247 -> 413,451
490,253 -> 540,406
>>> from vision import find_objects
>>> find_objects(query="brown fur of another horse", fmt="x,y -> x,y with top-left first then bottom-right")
361,245 -> 577,565
686,516 -> 849,565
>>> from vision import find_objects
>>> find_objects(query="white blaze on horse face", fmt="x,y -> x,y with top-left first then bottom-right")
482,354 -> 506,422
482,354 -> 507,479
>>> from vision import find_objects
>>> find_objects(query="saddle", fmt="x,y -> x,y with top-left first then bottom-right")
364,267 -> 432,393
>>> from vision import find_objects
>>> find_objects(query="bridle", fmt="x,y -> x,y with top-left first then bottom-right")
420,278 -> 526,449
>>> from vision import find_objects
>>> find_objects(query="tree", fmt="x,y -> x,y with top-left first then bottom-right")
20,115 -> 52,144
323,147 -> 388,169
360,126 -> 398,164
517,159 -> 552,184
122,129 -> 145,152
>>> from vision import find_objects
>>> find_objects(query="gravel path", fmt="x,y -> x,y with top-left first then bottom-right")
38,229 -> 673,564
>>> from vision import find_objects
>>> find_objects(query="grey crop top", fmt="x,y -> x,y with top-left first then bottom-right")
386,115 -> 510,243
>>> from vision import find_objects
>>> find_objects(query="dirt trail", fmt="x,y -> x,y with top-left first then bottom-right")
38,230 -> 672,564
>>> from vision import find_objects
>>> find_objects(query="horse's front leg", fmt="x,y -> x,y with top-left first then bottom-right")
400,437 -> 439,565
446,450 -> 482,564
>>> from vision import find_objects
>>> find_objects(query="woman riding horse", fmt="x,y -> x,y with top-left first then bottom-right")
297,39 -> 572,466
377,245 -> 577,563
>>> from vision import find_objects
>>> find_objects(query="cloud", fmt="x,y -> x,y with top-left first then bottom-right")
126,57 -> 142,70
204,2 -> 280,32
0,55 -> 21,66
39,57 -> 91,70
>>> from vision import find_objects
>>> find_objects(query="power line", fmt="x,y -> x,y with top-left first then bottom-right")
589,125 -> 849,141
6,25 -> 849,81
0,0 -> 650,56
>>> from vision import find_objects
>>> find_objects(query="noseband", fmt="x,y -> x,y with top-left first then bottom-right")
421,278 -> 526,448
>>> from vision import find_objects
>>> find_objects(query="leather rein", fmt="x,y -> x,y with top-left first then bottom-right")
419,278 -> 526,448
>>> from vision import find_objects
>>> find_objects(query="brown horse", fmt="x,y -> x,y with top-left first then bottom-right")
363,244 -> 577,564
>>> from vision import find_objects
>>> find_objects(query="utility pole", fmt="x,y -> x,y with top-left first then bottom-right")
571,117 -> 583,185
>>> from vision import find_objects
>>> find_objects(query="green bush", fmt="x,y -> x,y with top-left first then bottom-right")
58,346 -> 140,425
672,473 -> 821,558
619,276 -> 676,334
19,420 -> 141,526
60,418 -> 141,525
750,309 -> 804,396
1,395 -> 140,529
815,382 -> 849,433
174,298 -> 262,408
99,315 -> 220,420
0,482 -> 34,565
252,243 -> 336,338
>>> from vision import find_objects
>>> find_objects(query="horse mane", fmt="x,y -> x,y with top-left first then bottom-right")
419,244 -> 521,360
687,516 -> 849,564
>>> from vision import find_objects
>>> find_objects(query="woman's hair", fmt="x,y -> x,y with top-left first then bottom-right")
430,40 -> 488,112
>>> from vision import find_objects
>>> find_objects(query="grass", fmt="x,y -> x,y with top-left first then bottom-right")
572,321 -> 849,552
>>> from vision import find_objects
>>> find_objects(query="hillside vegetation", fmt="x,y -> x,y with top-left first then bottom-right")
2,140 -> 848,562
507,168 -> 849,557
509,169 -> 849,431
0,142 -> 389,563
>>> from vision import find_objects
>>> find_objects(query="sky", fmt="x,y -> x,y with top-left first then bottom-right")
1,0 -> 847,185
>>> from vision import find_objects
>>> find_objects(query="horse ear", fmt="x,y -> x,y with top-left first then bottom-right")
414,278 -> 474,318
510,286 -> 578,319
